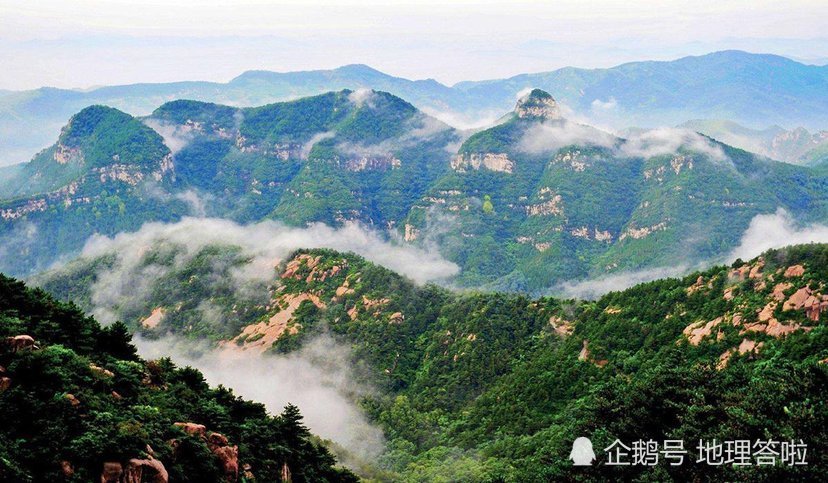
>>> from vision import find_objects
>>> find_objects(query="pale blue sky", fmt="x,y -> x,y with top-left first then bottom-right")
1,0 -> 827,90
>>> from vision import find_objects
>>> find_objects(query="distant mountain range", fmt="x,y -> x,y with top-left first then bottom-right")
2,50 -> 828,166
3,88 -> 828,292
678,119 -> 828,166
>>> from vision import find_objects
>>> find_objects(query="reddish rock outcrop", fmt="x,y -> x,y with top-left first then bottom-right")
4,335 -> 37,352
207,432 -> 239,482
90,364 -> 115,378
174,422 -> 207,438
578,340 -> 608,367
683,317 -> 724,345
718,339 -> 764,369
60,460 -> 74,477
125,457 -> 168,483
100,461 -> 123,483
784,265 -> 805,278
549,316 -> 574,337
173,424 -> 239,482
0,377 -> 11,393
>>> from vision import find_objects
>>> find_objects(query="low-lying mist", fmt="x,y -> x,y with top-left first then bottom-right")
553,208 -> 828,299
135,333 -> 386,462
78,217 -> 458,325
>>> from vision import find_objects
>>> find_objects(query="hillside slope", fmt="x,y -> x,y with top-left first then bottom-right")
37,243 -> 828,480
0,274 -> 357,482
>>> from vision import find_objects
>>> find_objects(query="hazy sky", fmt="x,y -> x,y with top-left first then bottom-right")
1,0 -> 827,90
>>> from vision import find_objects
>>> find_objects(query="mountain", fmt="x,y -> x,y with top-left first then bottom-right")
0,104 -> 187,275
402,89 -> 828,290
0,273 -> 357,482
679,119 -> 828,166
0,90 -> 459,277
3,89 -> 828,293
33,244 -> 828,480
2,51 -> 828,166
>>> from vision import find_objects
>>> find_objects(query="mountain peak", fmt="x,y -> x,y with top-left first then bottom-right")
514,88 -> 561,120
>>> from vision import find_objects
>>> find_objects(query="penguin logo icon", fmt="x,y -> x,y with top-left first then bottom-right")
570,437 -> 596,466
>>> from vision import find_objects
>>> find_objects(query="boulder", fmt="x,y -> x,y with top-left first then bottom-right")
100,461 -> 123,483
90,364 -> 115,378
60,460 -> 74,477
125,457 -> 168,483
0,377 -> 11,392
4,335 -> 37,352
208,432 -> 239,482
784,265 -> 805,277
174,422 -> 207,438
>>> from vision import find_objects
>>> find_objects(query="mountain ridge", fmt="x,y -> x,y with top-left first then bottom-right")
3,50 -> 828,166
3,88 -> 828,293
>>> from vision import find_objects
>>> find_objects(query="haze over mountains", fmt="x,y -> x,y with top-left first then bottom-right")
678,119 -> 828,166
2,50 -> 828,166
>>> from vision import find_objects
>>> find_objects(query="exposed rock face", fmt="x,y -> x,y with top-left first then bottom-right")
683,317 -> 724,345
141,307 -> 165,329
578,340 -> 608,367
4,335 -> 37,352
549,316 -> 573,337
89,364 -> 115,378
54,143 -> 82,165
784,265 -> 805,277
404,223 -> 419,242
718,339 -> 764,369
125,458 -> 168,483
514,89 -> 562,121
174,422 -> 207,438
0,377 -> 10,392
208,433 -> 239,483
620,221 -> 668,240
60,460 -> 74,477
552,150 -> 589,172
172,424 -> 239,482
100,461 -> 123,483
232,293 -> 324,352
526,194 -> 564,217
340,155 -> 402,172
451,152 -> 514,173
96,164 -> 145,186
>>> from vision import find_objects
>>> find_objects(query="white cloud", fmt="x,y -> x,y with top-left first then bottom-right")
618,127 -> 728,162
517,120 -> 617,154
348,88 -> 377,108
300,131 -> 335,159
729,208 -> 828,260
590,97 -> 617,111
135,333 -> 385,463
80,217 -> 458,324
420,107 -> 502,132
142,119 -> 195,155
552,265 -> 688,300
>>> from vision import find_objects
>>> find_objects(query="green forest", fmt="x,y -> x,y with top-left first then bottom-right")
32,243 -> 828,481
0,274 -> 357,482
